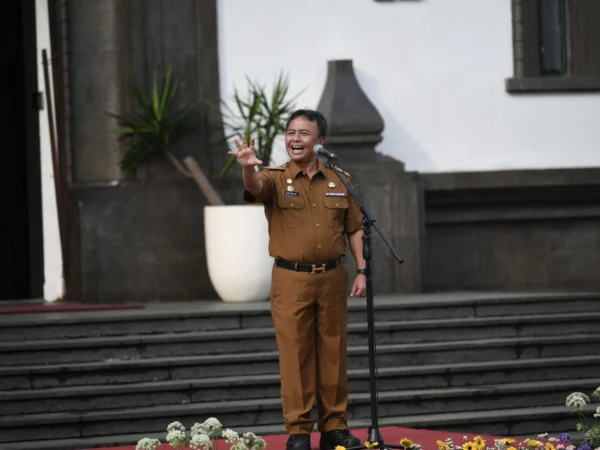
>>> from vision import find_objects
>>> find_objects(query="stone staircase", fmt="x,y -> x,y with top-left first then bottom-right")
1,292 -> 599,450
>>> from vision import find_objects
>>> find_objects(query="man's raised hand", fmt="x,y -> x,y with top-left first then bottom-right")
228,136 -> 263,167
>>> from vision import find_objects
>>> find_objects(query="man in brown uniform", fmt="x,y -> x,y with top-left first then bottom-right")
229,109 -> 366,450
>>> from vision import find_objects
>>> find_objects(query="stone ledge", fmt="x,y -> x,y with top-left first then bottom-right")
3,354 -> 598,401
2,291 -> 598,327
506,75 -> 600,92
2,311 -> 599,353
422,168 -> 600,191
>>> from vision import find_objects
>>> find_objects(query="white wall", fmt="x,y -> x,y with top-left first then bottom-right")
217,0 -> 600,173
36,0 -> 63,301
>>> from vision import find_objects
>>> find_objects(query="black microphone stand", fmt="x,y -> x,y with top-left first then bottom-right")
323,154 -> 406,450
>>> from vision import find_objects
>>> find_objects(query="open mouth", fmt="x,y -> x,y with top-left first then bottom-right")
291,145 -> 304,153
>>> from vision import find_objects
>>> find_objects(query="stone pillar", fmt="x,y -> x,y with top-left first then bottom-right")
316,59 -> 425,293
317,59 -> 386,163
68,0 -> 130,182
67,0 -> 234,302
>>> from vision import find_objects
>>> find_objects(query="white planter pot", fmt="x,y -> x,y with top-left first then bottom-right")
204,205 -> 272,302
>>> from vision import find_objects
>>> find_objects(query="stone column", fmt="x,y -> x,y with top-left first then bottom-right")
67,0 -> 234,302
68,0 -> 131,182
316,59 -> 425,293
317,59 -> 386,163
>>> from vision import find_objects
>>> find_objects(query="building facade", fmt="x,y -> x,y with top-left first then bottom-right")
4,0 -> 599,303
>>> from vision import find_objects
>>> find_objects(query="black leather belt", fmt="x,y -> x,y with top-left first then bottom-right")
275,258 -> 340,274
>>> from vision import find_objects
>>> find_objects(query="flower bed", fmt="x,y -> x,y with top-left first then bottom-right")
134,386 -> 600,450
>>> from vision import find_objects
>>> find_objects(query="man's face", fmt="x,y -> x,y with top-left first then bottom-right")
285,116 -> 323,164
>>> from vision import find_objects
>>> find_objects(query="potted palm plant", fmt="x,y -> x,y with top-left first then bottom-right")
203,72 -> 301,302
219,71 -> 299,175
111,69 -> 300,302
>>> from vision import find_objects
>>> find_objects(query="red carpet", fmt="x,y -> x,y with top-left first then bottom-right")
83,426 -> 525,450
0,304 -> 145,314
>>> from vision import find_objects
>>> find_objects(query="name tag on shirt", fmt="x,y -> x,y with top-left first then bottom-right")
325,192 -> 347,197
284,191 -> 300,197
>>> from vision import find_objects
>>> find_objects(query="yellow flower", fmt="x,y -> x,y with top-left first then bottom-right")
436,440 -> 450,450
473,436 -> 486,449
508,447 -> 518,450
364,442 -> 379,449
528,440 -> 542,448
545,444 -> 556,450
462,442 -> 476,450
501,438 -> 517,446
400,438 -> 414,448
335,447 -> 347,450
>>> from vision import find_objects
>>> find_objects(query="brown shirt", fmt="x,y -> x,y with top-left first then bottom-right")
243,160 -> 364,264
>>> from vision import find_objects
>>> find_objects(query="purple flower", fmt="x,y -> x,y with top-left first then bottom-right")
578,445 -> 592,450
561,433 -> 572,442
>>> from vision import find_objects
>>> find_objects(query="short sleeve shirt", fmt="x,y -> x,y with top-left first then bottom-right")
243,160 -> 364,263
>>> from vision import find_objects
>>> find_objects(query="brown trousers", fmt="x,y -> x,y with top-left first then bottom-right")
270,263 -> 350,435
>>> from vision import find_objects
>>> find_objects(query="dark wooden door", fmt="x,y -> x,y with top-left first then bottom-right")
0,0 -> 43,300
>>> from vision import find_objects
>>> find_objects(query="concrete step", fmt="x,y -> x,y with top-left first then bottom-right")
1,292 -> 598,342
2,404 -> 594,450
1,355 -> 598,415
2,333 -> 599,391
2,311 -> 598,367
0,378 -> 595,444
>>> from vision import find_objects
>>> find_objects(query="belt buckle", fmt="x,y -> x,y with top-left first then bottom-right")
310,263 -> 327,274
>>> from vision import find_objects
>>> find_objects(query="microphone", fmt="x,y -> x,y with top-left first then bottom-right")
313,144 -> 338,160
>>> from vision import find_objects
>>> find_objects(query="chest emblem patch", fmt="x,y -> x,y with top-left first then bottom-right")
284,191 -> 300,197
325,192 -> 346,197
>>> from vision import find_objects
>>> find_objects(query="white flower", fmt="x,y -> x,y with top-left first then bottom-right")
202,417 -> 223,437
136,438 -> 161,450
191,423 -> 204,436
204,417 -> 222,429
244,432 -> 267,450
223,429 -> 240,444
538,433 -> 549,439
593,386 -> 600,399
594,406 -> 600,418
566,392 -> 590,412
166,429 -> 186,447
190,418 -> 223,437
190,433 -> 213,450
232,442 -> 249,450
167,421 -> 186,432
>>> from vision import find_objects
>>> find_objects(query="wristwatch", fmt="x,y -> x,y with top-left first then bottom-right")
356,268 -> 367,275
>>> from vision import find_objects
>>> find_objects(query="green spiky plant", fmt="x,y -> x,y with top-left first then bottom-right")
110,68 -> 199,174
110,68 -> 225,205
219,71 -> 303,176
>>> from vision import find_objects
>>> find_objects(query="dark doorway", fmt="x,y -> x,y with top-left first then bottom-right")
0,0 -> 44,299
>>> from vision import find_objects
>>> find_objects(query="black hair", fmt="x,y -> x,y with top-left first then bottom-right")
285,109 -> 328,138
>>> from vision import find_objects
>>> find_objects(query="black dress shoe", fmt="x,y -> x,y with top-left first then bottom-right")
287,434 -> 311,450
320,429 -> 361,450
